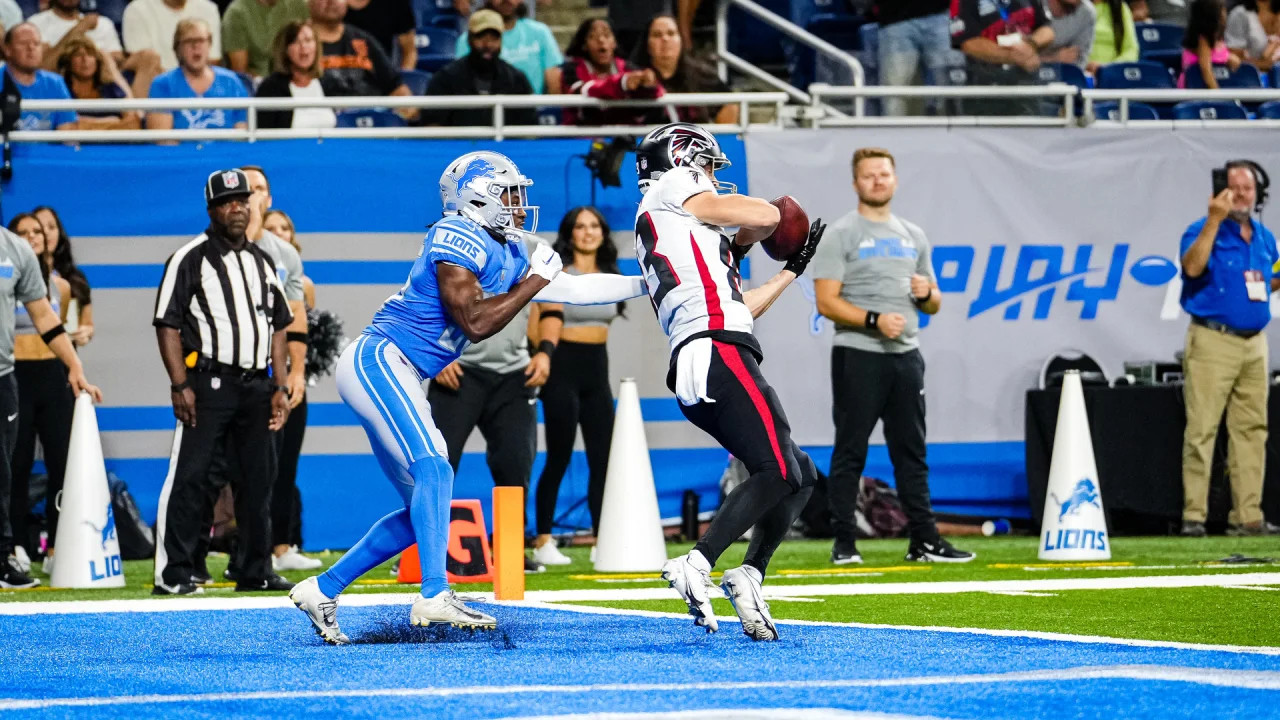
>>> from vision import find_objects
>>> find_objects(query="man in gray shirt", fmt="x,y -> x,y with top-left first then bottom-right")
428,239 -> 562,573
0,225 -> 101,588
1041,0 -> 1097,69
810,147 -> 973,566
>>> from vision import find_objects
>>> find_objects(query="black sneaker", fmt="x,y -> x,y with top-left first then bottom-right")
223,567 -> 240,583
152,581 -> 203,596
0,555 -> 40,589
830,538 -> 863,565
524,555 -> 545,574
906,538 -> 975,563
1180,521 -> 1207,537
190,571 -> 213,585
236,574 -> 296,592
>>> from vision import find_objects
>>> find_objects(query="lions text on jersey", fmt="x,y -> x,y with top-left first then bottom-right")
635,166 -> 757,358
367,214 -> 531,378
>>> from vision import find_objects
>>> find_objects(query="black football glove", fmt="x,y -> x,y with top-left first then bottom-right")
730,236 -> 750,268
784,218 -> 826,277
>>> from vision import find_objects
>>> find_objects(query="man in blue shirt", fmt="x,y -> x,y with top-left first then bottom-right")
3,24 -> 77,131
286,151 -> 644,644
1179,161 -> 1279,538
146,18 -> 248,132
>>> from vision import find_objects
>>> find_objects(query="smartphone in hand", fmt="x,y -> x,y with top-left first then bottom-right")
1212,168 -> 1229,197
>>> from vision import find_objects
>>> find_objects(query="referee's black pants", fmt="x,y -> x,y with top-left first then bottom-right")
828,347 -> 938,544
156,370 -> 276,587
428,365 -> 536,488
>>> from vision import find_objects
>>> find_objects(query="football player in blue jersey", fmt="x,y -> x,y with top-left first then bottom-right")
288,151 -> 645,643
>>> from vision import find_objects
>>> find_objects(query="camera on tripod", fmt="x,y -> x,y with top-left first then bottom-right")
583,137 -> 634,188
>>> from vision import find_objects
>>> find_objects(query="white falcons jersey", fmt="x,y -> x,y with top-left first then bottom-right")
635,167 -> 753,355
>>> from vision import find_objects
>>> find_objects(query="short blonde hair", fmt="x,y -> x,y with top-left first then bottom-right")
852,147 -> 896,176
173,18 -> 211,53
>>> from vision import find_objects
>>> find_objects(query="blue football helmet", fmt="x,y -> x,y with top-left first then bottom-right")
439,151 -> 539,232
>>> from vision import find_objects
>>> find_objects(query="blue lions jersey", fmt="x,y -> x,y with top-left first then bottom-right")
367,215 -> 531,377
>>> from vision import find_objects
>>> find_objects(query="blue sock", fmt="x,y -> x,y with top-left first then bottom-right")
317,508 -> 414,599
408,456 -> 454,598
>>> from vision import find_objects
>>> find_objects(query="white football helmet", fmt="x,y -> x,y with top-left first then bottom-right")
439,151 -> 539,232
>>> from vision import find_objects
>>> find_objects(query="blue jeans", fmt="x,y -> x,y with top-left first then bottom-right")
878,12 -> 953,117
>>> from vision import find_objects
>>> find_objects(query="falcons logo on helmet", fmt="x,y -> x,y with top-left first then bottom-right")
666,126 -> 715,167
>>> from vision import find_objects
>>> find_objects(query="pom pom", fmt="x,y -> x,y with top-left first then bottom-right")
306,308 -> 348,380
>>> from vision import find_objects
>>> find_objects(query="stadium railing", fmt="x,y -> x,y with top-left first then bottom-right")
1081,88 -> 1280,126
9,92 -> 790,143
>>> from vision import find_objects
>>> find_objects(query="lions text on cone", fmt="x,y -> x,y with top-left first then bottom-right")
594,378 -> 667,572
1040,370 -> 1110,561
50,392 -> 125,588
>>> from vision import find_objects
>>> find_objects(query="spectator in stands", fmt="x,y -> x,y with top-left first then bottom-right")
872,2 -> 951,117
607,0 -> 667,59
1042,0 -> 1097,68
951,0 -> 1055,116
1087,0 -> 1140,74
57,39 -> 141,130
1226,0 -> 1280,72
309,0 -> 413,115
256,21 -> 338,129
4,25 -> 78,131
221,0 -> 309,80
343,0 -> 416,71
1180,0 -> 1239,87
631,13 -> 737,124
146,19 -> 249,130
1133,0 -> 1191,25
453,0 -> 561,93
423,9 -> 535,126
0,0 -> 21,39
549,17 -> 661,125
7,212 -> 73,578
31,0 -> 166,95
31,207 -> 92,347
122,0 -> 223,72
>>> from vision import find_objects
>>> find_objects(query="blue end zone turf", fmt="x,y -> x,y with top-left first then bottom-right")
1,604 -> 1277,718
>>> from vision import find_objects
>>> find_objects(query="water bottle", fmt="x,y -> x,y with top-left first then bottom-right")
982,519 -> 1012,536
681,490 -> 700,542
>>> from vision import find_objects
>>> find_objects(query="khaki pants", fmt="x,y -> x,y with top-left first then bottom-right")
1182,323 -> 1268,526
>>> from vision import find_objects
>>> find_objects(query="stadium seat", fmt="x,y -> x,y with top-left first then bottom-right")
1185,64 -> 1263,90
791,0 -> 858,30
1095,61 -> 1175,89
791,13 -> 864,90
335,110 -> 408,128
400,69 -> 431,95
235,71 -> 256,93
412,0 -> 459,29
1093,101 -> 1160,121
1171,100 -> 1249,120
536,107 -> 560,126
1046,62 -> 1089,91
415,26 -> 458,73
1136,22 -> 1183,54
95,0 -> 128,32
727,0 -> 790,67
14,0 -> 36,19
1258,100 -> 1280,119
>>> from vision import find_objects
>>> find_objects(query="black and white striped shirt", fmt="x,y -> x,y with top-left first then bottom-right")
153,227 -> 293,370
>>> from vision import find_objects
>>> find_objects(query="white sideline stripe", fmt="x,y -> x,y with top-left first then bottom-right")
3,666 -> 1279,711
3,572 -> 1279,616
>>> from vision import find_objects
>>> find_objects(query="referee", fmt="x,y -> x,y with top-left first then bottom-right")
152,169 -> 294,596
810,148 -> 974,565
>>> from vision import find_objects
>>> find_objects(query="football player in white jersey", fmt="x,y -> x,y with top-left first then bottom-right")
634,123 -> 826,641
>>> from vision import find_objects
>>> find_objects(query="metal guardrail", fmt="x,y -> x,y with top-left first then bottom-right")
715,0 -> 866,117
1081,88 -> 1280,125
808,83 -> 1080,127
11,92 -> 790,143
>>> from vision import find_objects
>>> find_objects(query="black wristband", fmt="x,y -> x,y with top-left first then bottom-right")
537,340 -> 557,358
40,325 -> 66,345
911,288 -> 933,306
286,331 -> 309,345
539,309 -> 565,322
274,385 -> 290,395
865,311 -> 880,329
171,380 -> 190,393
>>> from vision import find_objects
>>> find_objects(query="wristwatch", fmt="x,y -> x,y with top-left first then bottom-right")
170,380 -> 190,393
273,385 -> 290,395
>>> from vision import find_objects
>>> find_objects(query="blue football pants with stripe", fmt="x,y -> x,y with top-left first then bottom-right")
318,334 -> 454,599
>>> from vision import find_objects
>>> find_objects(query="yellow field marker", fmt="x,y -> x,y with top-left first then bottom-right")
989,562 -> 1134,569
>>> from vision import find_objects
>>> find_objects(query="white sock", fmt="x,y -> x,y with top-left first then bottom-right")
688,549 -> 711,573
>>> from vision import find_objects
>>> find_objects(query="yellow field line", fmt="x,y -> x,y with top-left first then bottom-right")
988,562 -> 1135,569
568,565 -> 933,582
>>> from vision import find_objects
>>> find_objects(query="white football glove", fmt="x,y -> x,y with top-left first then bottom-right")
527,242 -> 563,282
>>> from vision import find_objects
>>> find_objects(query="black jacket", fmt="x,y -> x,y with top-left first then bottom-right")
422,57 -> 536,127
255,73 -> 343,129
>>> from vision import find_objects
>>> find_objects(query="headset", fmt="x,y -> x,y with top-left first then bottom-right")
1224,159 -> 1271,213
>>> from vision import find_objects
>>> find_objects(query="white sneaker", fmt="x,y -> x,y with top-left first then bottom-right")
13,546 -> 29,574
661,551 -> 718,633
411,589 -> 496,630
532,541 -> 572,566
41,554 -> 54,576
589,545 -> 597,563
288,576 -> 348,645
720,566 -> 778,641
274,547 -> 323,571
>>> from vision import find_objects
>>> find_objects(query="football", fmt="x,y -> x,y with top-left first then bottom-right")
761,195 -> 810,261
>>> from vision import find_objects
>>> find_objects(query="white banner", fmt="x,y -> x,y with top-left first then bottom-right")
745,128 -> 1280,446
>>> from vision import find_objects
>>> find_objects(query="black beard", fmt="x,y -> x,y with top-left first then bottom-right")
467,52 -> 498,74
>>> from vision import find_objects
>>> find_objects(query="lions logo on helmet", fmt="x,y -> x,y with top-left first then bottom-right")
439,151 -> 540,232
635,123 -> 736,195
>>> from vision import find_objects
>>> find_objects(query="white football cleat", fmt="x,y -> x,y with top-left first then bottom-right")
661,552 -> 718,633
411,589 -> 497,630
274,546 -> 323,571
720,565 -> 778,641
289,576 -> 349,645
532,541 -> 572,566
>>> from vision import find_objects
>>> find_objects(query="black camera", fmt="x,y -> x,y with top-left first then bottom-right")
584,137 -> 634,188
